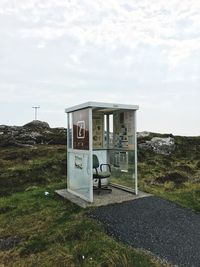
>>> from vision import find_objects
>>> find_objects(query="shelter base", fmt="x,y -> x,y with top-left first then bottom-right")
55,187 -> 151,208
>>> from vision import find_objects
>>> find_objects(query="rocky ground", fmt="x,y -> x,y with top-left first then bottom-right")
0,120 -> 66,147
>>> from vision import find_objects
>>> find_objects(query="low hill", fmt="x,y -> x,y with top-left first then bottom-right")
0,120 -> 66,147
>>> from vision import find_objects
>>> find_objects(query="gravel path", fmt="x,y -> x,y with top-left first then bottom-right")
89,196 -> 200,267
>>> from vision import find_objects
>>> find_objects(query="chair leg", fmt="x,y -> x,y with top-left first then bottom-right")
93,178 -> 112,195
98,178 -> 101,189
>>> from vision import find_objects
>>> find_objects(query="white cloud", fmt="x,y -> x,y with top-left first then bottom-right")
36,1 -> 199,68
0,0 -> 200,134
0,0 -> 199,69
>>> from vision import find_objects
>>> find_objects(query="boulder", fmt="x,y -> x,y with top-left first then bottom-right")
139,136 -> 175,155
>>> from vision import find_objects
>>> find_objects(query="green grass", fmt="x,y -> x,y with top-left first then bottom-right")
0,183 -> 164,267
0,145 -> 67,196
0,145 -> 166,267
137,135 -> 200,213
141,183 -> 200,213
0,135 -> 199,266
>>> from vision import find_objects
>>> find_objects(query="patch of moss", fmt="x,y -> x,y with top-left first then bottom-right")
20,237 -> 49,255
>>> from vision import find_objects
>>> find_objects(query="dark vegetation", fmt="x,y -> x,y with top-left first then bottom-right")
0,145 -> 67,196
0,129 -> 199,266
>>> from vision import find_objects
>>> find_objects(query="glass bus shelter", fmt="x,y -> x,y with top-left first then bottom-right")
65,102 -> 139,203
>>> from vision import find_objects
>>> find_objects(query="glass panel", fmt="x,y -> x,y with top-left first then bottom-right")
110,150 -> 135,188
67,108 -> 92,202
113,110 -> 135,149
68,151 -> 91,201
109,110 -> 136,190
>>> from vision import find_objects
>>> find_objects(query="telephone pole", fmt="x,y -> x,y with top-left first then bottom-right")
32,106 -> 40,120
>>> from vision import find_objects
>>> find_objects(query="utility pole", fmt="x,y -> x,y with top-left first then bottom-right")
32,106 -> 40,120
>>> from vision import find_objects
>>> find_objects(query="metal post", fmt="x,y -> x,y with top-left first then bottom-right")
134,111 -> 138,195
106,114 -> 110,149
89,108 -> 93,203
106,114 -> 110,165
67,113 -> 70,189
32,106 -> 40,120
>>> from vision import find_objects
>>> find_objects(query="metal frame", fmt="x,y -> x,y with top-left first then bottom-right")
65,101 -> 139,113
66,108 -> 93,203
88,108 -> 93,202
134,111 -> 138,195
67,113 -> 70,189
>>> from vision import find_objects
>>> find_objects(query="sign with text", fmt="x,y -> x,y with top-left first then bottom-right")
73,109 -> 89,150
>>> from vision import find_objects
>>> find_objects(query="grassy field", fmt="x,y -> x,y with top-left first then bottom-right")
0,135 -> 199,266
138,135 -> 200,212
0,145 -> 166,267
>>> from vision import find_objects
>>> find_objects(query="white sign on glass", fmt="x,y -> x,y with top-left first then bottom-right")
77,121 -> 85,139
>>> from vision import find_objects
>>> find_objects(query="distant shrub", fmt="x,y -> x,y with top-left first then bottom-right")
20,237 -> 48,255
194,189 -> 200,197
147,159 -> 157,166
162,158 -> 171,167
177,164 -> 194,174
156,172 -> 188,185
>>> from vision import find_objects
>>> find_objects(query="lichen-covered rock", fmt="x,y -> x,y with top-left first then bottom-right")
139,137 -> 175,155
23,120 -> 50,129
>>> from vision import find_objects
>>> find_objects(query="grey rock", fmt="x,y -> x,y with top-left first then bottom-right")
11,131 -> 20,136
0,125 -> 7,130
23,120 -> 50,129
43,130 -> 53,134
139,137 -> 175,155
137,131 -> 150,138
30,132 -> 42,139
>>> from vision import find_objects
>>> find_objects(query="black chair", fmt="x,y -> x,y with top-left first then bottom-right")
93,154 -> 112,194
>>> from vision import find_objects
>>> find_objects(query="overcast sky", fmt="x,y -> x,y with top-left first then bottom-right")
0,0 -> 199,136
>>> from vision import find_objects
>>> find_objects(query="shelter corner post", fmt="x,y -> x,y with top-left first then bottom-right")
134,110 -> 138,195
